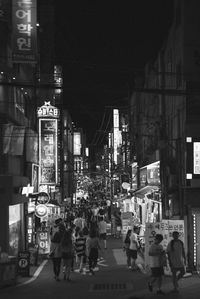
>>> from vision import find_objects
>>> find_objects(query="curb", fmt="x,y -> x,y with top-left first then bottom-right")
16,260 -> 48,287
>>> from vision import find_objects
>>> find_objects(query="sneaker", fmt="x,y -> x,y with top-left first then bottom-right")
128,266 -> 132,269
93,267 -> 99,271
148,282 -> 153,292
67,277 -> 72,282
157,290 -> 165,295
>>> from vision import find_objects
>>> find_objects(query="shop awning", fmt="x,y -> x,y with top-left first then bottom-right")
135,185 -> 160,198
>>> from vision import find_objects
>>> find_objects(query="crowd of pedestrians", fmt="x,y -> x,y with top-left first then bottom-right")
49,204 -> 108,281
49,199 -> 187,295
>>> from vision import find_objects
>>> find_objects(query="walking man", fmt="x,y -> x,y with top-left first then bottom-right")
166,231 -> 186,293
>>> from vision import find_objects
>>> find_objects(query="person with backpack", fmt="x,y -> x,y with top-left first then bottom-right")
166,231 -> 186,293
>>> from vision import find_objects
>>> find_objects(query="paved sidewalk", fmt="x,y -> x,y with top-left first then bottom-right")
126,274 -> 200,299
13,236 -> 200,299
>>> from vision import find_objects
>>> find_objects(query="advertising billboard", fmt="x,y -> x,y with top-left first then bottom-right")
73,132 -> 81,155
12,0 -> 37,63
39,118 -> 58,184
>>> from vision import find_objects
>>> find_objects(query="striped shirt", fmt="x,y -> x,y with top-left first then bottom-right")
75,236 -> 86,256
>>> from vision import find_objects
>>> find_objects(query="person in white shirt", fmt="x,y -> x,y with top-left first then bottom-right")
98,216 -> 107,249
129,226 -> 139,270
148,233 -> 166,295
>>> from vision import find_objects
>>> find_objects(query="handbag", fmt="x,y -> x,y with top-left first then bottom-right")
49,249 -> 55,258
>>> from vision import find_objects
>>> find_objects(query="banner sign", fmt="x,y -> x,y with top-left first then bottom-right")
36,227 -> 50,254
12,0 -> 37,63
121,212 -> 134,240
144,220 -> 184,273
39,118 -> 58,184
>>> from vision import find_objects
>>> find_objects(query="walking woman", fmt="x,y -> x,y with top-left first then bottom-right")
74,229 -> 87,274
86,228 -> 101,275
61,229 -> 74,281
50,223 -> 65,281
123,229 -> 132,269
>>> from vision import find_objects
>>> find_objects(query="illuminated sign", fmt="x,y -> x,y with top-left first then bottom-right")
37,101 -> 59,118
37,192 -> 50,205
35,204 -> 48,218
12,0 -> 37,63
147,161 -> 160,185
186,137 -> 200,179
73,132 -> 81,155
36,227 -> 50,254
22,184 -> 34,196
193,142 -> 200,174
39,118 -> 58,184
113,109 -> 119,164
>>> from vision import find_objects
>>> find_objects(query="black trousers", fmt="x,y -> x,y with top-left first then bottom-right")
52,257 -> 61,277
88,248 -> 98,270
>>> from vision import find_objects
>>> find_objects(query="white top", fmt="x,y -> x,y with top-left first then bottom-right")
98,220 -> 107,234
129,232 -> 139,250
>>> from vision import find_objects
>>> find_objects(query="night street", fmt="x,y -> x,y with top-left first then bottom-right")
0,236 -> 200,299
1,2 -> 200,299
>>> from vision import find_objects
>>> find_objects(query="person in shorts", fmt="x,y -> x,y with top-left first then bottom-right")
148,233 -> 166,295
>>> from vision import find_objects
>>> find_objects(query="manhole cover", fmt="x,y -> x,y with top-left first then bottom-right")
89,282 -> 133,292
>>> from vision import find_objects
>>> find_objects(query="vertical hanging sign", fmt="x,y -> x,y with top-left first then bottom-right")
12,0 -> 37,63
37,102 -> 60,185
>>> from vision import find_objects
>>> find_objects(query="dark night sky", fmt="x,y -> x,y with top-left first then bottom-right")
55,1 -> 174,146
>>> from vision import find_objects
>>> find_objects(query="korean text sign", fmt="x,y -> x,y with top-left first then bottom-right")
12,0 -> 37,63
144,220 -> 184,271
